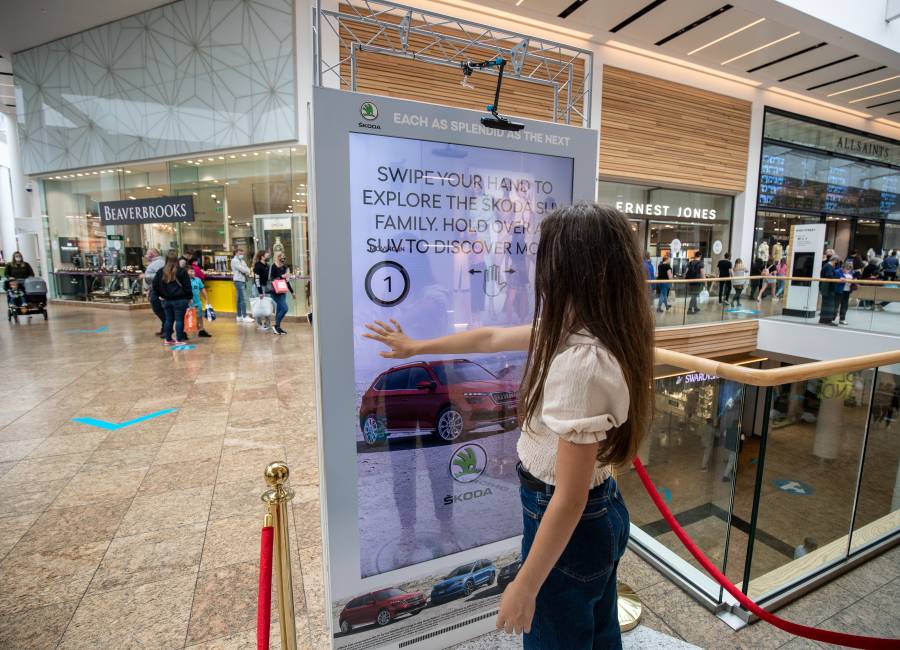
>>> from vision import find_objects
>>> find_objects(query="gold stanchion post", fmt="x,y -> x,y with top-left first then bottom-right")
262,461 -> 298,650
617,582 -> 643,632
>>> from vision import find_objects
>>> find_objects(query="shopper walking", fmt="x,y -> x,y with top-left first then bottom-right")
730,259 -> 748,307
190,251 -> 207,281
252,249 -> 271,297
860,257 -> 882,310
685,251 -> 705,314
152,251 -> 192,344
775,258 -> 788,299
231,247 -> 253,323
364,204 -> 653,650
716,253 -> 732,304
757,262 -> 775,302
269,252 -> 293,335
750,258 -> 764,299
837,260 -> 855,325
143,248 -> 166,336
884,250 -> 899,281
818,253 -> 838,326
656,253 -> 673,312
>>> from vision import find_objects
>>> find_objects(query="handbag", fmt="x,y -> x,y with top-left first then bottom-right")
272,278 -> 289,294
205,304 -> 216,321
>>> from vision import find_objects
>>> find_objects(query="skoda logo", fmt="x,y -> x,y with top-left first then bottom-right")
449,444 -> 487,483
360,101 -> 378,120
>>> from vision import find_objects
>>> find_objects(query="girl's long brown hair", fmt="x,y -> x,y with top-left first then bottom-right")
161,251 -> 179,283
520,203 -> 654,469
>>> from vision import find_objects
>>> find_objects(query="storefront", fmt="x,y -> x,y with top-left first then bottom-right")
754,109 -> 900,261
39,146 -> 311,316
598,181 -> 735,276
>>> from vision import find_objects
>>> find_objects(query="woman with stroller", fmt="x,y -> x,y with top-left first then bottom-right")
4,252 -> 34,290
152,251 -> 192,345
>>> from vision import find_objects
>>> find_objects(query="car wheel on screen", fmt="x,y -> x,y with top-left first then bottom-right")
340,620 -> 352,634
435,407 -> 464,443
489,572 -> 496,586
361,414 -> 383,446
376,609 -> 392,626
464,580 -> 475,596
501,419 -> 518,432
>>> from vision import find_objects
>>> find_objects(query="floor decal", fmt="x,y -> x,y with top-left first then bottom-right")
72,408 -> 178,431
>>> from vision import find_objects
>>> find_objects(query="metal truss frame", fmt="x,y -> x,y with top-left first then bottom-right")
312,0 -> 593,126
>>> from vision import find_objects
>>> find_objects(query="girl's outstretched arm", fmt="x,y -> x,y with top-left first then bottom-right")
363,319 -> 531,359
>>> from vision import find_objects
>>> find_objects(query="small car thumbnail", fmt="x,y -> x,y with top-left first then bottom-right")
338,587 -> 426,633
429,559 -> 497,605
497,560 -> 522,591
359,359 -> 518,446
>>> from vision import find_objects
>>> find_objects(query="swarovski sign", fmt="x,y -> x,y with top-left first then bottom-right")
99,196 -> 194,225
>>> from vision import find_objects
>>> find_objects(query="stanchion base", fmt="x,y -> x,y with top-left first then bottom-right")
617,582 -> 642,632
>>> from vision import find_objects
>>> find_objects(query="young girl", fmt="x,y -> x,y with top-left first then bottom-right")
364,204 -> 653,648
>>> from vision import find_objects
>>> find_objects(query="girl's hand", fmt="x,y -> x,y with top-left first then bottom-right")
496,579 -> 535,635
362,319 -> 417,358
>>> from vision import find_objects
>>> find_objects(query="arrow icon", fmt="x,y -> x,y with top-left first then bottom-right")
468,269 -> 482,275
171,344 -> 196,351
72,408 -> 178,431
66,326 -> 109,334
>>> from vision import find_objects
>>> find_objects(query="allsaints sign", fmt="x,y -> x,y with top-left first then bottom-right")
99,196 -> 194,225
834,136 -> 892,162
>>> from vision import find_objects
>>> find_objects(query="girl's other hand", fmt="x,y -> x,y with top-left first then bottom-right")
496,579 -> 535,635
362,319 -> 416,358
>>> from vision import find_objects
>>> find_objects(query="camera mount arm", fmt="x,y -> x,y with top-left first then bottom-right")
461,56 -> 507,119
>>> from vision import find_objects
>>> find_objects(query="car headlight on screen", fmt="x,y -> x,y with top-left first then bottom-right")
463,392 -> 489,404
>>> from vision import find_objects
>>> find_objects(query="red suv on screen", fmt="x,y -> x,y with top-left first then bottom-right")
359,359 -> 519,445
338,587 -> 426,633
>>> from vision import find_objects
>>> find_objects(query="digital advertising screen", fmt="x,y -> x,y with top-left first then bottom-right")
349,133 -> 574,578
311,88 -> 597,649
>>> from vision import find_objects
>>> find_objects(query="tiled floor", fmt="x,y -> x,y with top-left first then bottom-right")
0,305 -> 897,649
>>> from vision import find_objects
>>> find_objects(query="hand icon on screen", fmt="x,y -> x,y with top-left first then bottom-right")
483,264 -> 507,297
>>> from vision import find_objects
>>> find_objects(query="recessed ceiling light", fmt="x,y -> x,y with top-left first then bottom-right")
689,18 -> 765,56
828,74 -> 900,97
187,160 -> 193,163
241,153 -> 247,157
145,186 -> 150,189
218,156 -> 225,160
253,152 -> 259,156
210,194 -> 216,198
207,157 -> 214,161
125,170 -> 132,174
847,87 -> 900,104
229,154 -> 236,158
516,0 -> 524,5
721,31 -> 799,66
128,195 -> 136,200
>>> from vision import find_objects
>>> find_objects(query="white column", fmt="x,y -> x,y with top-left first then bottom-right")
0,113 -> 17,260
731,94 -> 764,266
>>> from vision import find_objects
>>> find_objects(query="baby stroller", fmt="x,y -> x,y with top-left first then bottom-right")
7,277 -> 48,323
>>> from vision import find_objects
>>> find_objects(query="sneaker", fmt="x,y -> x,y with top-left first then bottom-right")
275,327 -> 287,335
258,324 -> 269,332
235,316 -> 242,322
242,316 -> 254,323
199,330 -> 212,337
839,320 -> 847,325
164,339 -> 175,346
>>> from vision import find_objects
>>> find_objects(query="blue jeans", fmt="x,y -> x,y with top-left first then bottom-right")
521,475 -> 629,650
162,298 -> 189,342
271,292 -> 289,328
657,284 -> 670,310
234,281 -> 247,317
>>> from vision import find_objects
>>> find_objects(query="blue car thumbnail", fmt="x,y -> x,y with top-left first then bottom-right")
429,559 -> 497,604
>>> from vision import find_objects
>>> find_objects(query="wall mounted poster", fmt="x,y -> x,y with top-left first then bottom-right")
311,88 -> 598,649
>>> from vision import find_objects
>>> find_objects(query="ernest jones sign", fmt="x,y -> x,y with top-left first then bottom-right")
99,196 -> 194,225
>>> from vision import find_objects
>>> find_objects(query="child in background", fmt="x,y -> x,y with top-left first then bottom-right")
188,267 -> 212,338
6,278 -> 25,311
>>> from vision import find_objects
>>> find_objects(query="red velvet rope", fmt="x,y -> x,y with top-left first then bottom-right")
632,456 -> 900,649
257,526 -> 274,650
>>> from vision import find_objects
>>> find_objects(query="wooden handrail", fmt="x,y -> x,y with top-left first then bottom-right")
654,347 -> 900,387
646,275 -> 900,285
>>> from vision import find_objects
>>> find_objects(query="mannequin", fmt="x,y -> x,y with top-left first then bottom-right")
757,240 -> 770,264
772,242 -> 783,264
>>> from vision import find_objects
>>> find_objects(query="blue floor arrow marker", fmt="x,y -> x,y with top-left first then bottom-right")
171,344 -> 196,351
66,325 -> 109,334
72,408 -> 177,431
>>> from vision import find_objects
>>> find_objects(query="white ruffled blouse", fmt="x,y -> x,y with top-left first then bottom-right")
517,330 -> 629,487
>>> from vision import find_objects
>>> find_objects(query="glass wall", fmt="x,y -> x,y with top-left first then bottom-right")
41,146 -> 310,313
598,181 -> 734,276
754,109 -> 900,261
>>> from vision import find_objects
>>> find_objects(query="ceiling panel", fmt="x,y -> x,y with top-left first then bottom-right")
818,69 -> 900,98
611,0 -> 723,45
779,56 -> 876,89
717,34 -> 822,72
746,44 -> 850,80
655,6 -> 760,53
686,19 -> 798,63
552,0 -> 655,34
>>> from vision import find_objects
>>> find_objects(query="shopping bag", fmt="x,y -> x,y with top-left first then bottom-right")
251,296 -> 274,319
272,278 -> 289,294
697,289 -> 710,305
205,304 -> 216,321
184,308 -> 198,332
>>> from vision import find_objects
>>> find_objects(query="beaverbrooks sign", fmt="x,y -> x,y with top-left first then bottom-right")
99,196 -> 194,225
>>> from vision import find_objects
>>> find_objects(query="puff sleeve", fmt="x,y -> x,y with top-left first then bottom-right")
540,344 -> 630,444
